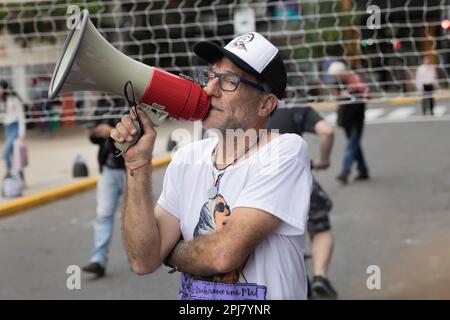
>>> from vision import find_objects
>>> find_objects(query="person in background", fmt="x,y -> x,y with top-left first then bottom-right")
1,80 -> 26,181
415,55 -> 438,116
268,106 -> 338,299
328,61 -> 370,185
82,93 -> 126,278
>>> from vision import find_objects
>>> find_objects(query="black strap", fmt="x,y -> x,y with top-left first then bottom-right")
110,81 -> 144,157
123,80 -> 141,123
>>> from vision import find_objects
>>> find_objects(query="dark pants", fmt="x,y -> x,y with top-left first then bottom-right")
3,122 -> 19,171
422,84 -> 434,115
341,124 -> 368,177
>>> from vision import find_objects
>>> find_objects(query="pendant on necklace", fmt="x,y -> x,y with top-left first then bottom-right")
208,186 -> 218,199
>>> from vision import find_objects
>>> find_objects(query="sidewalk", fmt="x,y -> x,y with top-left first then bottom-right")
0,119 -> 197,211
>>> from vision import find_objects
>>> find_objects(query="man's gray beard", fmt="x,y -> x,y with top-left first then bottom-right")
214,110 -> 253,135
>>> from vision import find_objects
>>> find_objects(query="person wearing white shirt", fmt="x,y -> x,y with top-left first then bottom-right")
415,56 -> 438,115
1,80 -> 26,179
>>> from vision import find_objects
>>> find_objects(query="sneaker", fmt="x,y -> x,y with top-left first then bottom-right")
311,276 -> 338,300
82,262 -> 105,277
354,172 -> 370,181
335,174 -> 348,185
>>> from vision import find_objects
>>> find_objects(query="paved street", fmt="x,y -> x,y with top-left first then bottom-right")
0,101 -> 449,299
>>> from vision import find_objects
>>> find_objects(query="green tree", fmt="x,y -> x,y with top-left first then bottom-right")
294,0 -> 363,60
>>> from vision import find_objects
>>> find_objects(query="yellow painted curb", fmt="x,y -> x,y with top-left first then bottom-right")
0,155 -> 173,218
389,96 -> 420,105
152,155 -> 172,168
310,101 -> 336,110
0,177 -> 98,218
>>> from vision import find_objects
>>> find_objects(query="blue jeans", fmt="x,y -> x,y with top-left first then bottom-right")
3,122 -> 19,171
341,126 -> 368,177
91,166 -> 126,267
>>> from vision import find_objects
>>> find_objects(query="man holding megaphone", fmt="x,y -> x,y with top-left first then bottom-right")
110,32 -> 313,300
49,10 -> 312,299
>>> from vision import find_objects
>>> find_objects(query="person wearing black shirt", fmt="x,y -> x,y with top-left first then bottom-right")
268,106 -> 338,299
82,94 -> 126,277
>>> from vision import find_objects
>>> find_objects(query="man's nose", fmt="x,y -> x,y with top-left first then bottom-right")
204,77 -> 221,97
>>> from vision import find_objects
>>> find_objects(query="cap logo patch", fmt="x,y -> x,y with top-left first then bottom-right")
229,32 -> 255,51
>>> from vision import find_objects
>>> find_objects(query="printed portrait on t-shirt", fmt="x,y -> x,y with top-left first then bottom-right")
194,194 -> 231,236
193,194 -> 245,284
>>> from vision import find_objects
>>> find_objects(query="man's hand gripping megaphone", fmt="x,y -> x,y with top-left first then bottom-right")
111,81 -> 168,162
110,105 -> 159,174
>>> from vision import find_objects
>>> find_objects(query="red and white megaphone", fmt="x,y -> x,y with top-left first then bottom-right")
48,9 -> 210,127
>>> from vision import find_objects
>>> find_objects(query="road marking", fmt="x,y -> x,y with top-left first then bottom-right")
365,108 -> 385,121
368,115 -> 450,125
386,107 -> 416,119
434,105 -> 447,117
322,111 -> 450,125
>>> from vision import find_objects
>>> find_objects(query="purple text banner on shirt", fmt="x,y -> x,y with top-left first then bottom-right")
179,275 -> 267,300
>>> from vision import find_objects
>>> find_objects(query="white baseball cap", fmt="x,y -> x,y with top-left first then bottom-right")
193,32 -> 287,99
327,61 -> 347,76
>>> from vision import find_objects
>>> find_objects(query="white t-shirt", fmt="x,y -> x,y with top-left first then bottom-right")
415,64 -> 438,91
157,133 -> 312,300
3,96 -> 26,137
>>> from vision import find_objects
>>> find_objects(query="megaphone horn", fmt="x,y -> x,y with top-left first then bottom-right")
48,9 -> 210,124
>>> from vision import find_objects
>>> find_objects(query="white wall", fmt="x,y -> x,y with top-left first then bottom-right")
0,33 -> 64,103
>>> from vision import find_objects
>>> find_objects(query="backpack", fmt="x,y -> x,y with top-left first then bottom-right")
72,154 -> 89,177
1,172 -> 23,198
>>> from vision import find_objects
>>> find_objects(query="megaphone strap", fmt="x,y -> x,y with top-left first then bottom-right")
111,80 -> 144,158
123,80 -> 140,123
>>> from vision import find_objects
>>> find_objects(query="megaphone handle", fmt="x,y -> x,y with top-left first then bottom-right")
113,118 -> 142,157
112,103 -> 170,157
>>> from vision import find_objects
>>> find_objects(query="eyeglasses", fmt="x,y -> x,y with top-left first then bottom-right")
197,68 -> 266,93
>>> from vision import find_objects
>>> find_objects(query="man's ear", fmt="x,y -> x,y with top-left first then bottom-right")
258,94 -> 278,117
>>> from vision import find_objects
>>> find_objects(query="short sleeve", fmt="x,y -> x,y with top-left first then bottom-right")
302,107 -> 323,134
157,156 -> 181,219
234,135 -> 312,235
